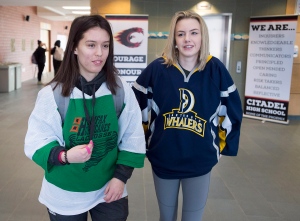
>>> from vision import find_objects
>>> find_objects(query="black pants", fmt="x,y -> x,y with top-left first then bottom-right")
37,63 -> 45,81
53,59 -> 62,76
47,197 -> 128,221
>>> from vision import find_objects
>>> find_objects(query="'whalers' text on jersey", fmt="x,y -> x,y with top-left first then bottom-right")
163,88 -> 206,137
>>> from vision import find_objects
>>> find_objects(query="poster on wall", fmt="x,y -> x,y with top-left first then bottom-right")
106,14 -> 148,85
244,15 -> 297,124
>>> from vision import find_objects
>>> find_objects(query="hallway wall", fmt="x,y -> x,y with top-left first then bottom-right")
1,1 -> 298,115
129,0 -> 288,108
0,6 -> 71,81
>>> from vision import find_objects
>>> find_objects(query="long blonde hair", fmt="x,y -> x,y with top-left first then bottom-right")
162,10 -> 210,71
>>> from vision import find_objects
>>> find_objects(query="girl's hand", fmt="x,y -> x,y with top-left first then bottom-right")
64,140 -> 93,163
104,178 -> 125,203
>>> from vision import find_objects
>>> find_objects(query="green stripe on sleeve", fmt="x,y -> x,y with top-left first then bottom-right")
116,151 -> 145,168
32,140 -> 60,172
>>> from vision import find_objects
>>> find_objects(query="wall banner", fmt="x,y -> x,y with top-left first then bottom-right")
106,14 -> 148,85
244,15 -> 297,124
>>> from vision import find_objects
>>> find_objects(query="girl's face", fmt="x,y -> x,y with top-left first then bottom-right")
74,27 -> 110,81
175,18 -> 202,60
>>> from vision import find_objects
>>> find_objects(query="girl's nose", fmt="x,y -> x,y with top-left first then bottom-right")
96,45 -> 102,57
185,34 -> 191,42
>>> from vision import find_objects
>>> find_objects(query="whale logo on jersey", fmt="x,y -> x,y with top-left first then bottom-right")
115,27 -> 144,48
163,88 -> 206,137
179,89 -> 195,113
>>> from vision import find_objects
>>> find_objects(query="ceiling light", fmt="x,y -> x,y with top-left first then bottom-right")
72,11 -> 91,15
63,6 -> 91,10
197,1 -> 211,10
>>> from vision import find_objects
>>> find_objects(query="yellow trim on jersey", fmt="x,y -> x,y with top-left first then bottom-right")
218,116 -> 226,152
142,123 -> 148,135
206,55 -> 212,62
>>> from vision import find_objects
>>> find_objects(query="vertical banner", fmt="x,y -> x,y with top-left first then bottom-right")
106,14 -> 148,85
244,15 -> 297,124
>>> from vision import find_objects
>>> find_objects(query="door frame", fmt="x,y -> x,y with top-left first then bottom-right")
202,13 -> 232,69
40,22 -> 51,73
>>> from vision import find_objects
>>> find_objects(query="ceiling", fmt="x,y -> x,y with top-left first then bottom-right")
0,0 -> 90,21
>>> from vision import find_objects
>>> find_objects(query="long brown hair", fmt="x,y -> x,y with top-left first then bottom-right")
48,14 -> 118,96
162,10 -> 210,71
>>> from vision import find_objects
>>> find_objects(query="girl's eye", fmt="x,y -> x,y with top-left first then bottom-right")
103,44 -> 109,48
88,43 -> 95,48
192,31 -> 198,35
177,33 -> 184,37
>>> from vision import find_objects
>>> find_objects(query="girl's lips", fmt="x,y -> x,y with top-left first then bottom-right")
93,60 -> 103,65
183,45 -> 194,49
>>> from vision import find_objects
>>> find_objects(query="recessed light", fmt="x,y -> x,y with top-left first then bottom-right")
197,1 -> 211,10
72,11 -> 91,15
63,6 -> 91,10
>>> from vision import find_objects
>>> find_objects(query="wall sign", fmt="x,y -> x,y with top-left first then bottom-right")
106,14 -> 148,85
244,15 -> 298,124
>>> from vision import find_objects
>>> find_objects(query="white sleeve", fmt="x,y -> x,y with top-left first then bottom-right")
24,85 -> 64,160
117,78 -> 146,154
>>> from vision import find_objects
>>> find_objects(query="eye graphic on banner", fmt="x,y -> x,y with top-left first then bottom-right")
115,27 -> 144,48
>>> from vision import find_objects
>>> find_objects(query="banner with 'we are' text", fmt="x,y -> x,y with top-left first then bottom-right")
244,15 -> 297,124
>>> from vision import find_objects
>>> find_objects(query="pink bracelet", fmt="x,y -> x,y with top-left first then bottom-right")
58,151 -> 66,165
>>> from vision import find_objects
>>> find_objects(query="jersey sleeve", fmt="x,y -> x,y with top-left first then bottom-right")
24,85 -> 64,172
116,77 -> 146,168
132,65 -> 154,124
132,58 -> 165,149
211,58 -> 243,156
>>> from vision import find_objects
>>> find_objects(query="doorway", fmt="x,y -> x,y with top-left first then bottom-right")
202,14 -> 232,69
40,23 -> 51,73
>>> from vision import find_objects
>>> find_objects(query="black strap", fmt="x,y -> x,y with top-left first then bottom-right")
81,78 -> 96,140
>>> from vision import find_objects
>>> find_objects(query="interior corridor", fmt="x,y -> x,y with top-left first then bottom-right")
0,74 -> 300,221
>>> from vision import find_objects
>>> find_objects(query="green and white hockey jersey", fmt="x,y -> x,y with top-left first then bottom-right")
25,77 -> 145,215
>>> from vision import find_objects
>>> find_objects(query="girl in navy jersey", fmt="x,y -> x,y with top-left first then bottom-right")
133,10 -> 243,221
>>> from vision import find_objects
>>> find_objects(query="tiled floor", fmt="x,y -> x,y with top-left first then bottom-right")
1,73 -> 300,221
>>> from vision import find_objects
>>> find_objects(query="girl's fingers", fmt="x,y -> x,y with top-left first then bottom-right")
85,140 -> 93,154
85,146 -> 91,154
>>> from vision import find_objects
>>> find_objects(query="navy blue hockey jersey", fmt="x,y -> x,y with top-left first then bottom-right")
133,56 -> 243,179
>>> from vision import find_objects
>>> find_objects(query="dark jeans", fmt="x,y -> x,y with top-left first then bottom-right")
37,63 -> 45,81
53,59 -> 62,76
47,196 -> 128,221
